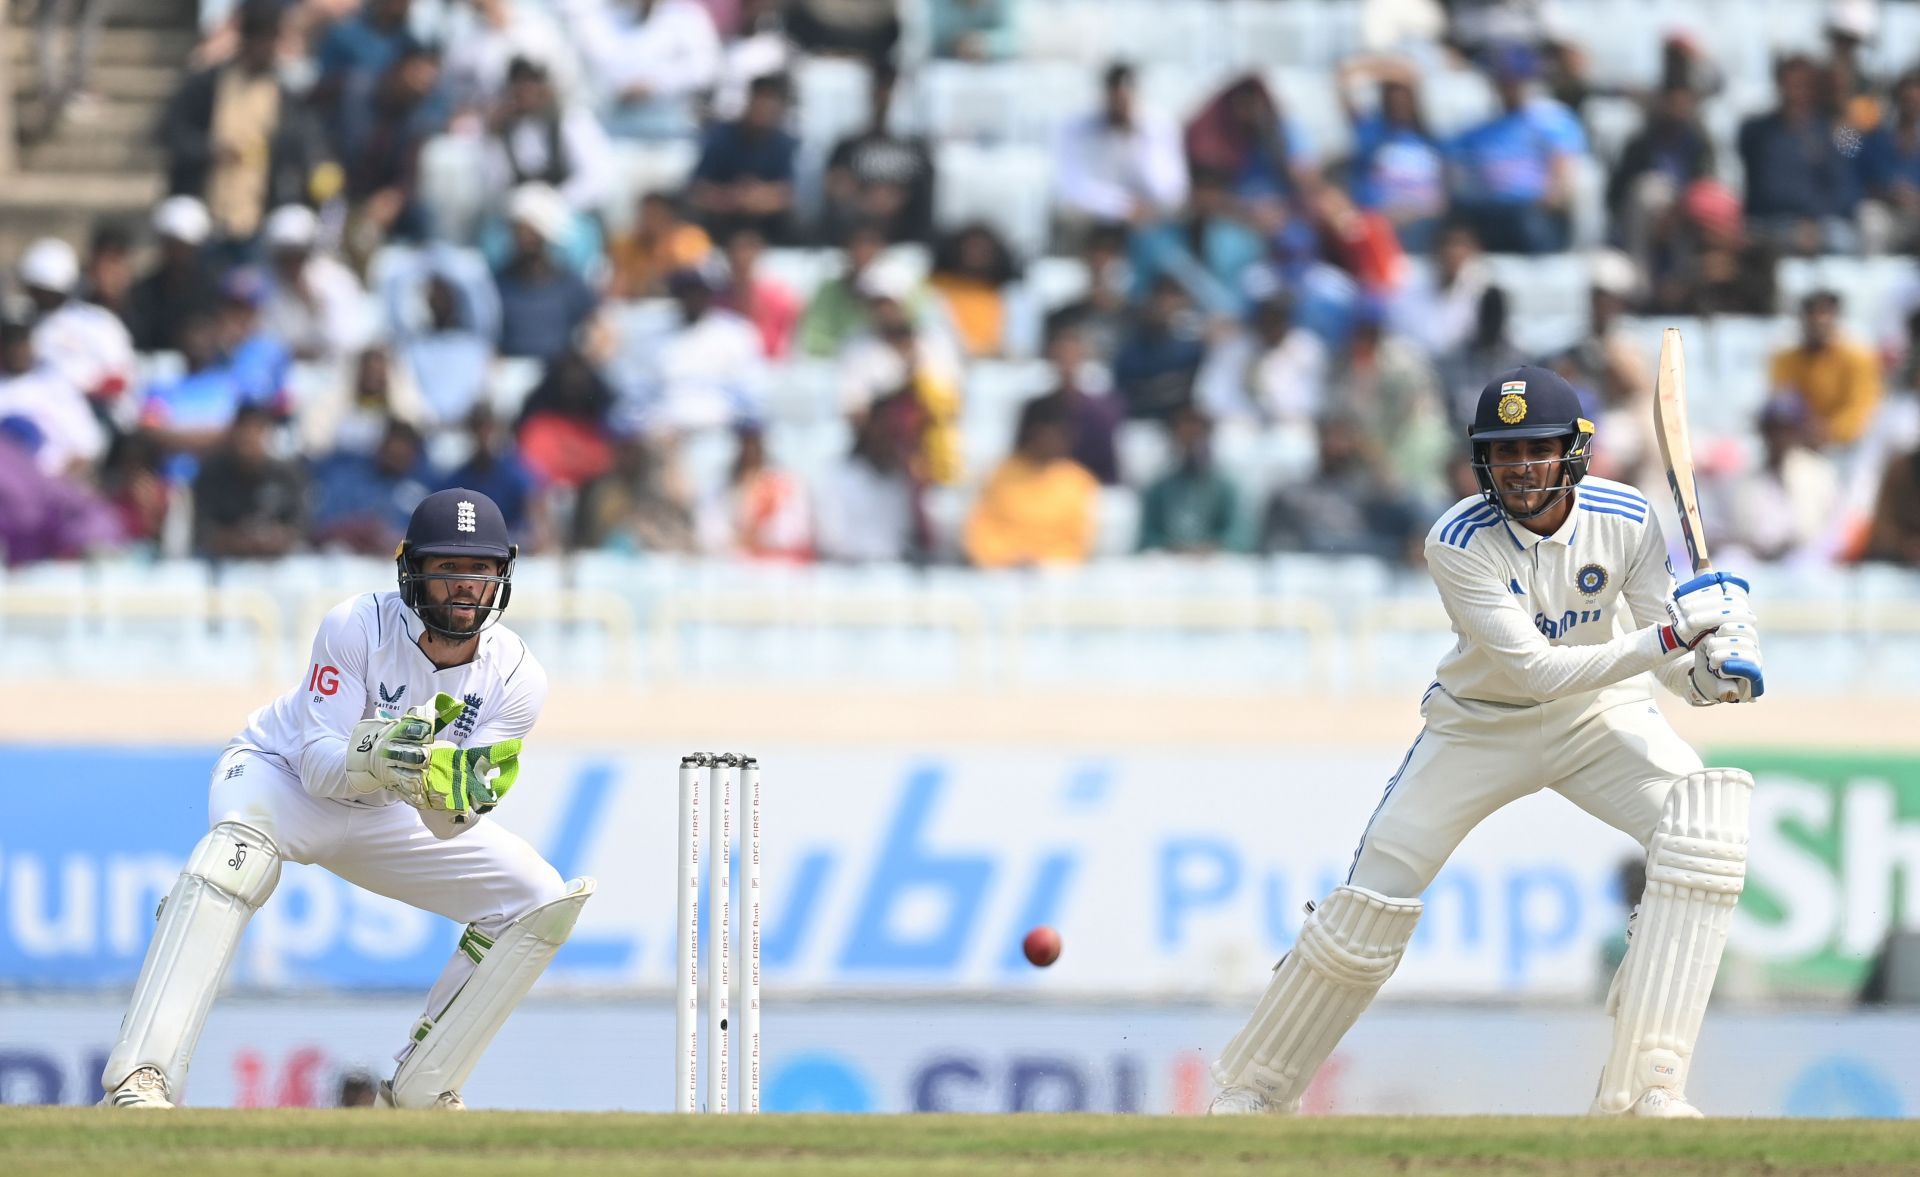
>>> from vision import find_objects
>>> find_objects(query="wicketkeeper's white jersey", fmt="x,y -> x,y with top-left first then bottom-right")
1424,477 -> 1696,712
232,592 -> 549,803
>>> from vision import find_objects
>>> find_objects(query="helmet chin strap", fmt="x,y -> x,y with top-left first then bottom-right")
1473,451 -> 1576,522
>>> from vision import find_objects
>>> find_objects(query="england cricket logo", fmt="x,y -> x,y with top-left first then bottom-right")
456,501 -> 477,532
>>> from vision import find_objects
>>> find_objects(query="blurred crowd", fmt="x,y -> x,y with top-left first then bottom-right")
3,0 -> 1920,572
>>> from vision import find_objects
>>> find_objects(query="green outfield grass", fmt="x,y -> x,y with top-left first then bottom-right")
3,1109 -> 1915,1175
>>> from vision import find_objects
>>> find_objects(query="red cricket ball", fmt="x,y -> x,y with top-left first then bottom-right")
1023,926 -> 1062,968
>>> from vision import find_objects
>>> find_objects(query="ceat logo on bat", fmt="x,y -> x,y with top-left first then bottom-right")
307,664 -> 340,696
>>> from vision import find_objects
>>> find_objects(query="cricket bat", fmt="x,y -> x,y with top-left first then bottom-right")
1652,327 -> 1712,575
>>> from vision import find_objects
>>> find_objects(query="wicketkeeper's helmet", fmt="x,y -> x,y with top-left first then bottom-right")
395,488 -> 517,640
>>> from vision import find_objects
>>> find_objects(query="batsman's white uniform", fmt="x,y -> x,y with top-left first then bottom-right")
1214,477 -> 1759,1116
103,591 -> 582,1107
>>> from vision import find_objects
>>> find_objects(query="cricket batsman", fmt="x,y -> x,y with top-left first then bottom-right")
100,489 -> 592,1109
1210,367 -> 1764,1117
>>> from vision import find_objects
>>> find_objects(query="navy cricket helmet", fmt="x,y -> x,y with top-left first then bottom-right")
395,488 -> 518,639
1466,366 -> 1595,521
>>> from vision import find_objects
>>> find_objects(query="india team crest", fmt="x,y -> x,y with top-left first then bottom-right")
1497,381 -> 1528,424
1576,563 -> 1609,596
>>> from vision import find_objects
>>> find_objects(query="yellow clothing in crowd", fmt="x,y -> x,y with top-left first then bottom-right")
928,275 -> 1006,358
1768,340 -> 1883,446
607,223 -> 713,299
910,363 -> 963,486
964,455 -> 1099,569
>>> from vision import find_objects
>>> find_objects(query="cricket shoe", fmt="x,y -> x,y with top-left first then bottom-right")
99,1066 -> 174,1109
1207,1085 -> 1274,1115
378,1080 -> 466,1110
1625,1088 -> 1703,1118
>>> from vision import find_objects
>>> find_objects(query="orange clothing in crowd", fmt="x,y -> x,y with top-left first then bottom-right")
928,274 -> 1006,357
963,455 -> 1099,568
607,223 -> 712,300
1768,339 -> 1883,445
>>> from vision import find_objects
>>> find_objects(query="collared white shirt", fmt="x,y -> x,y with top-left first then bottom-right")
1053,112 -> 1190,221
0,364 -> 105,474
1424,476 -> 1693,709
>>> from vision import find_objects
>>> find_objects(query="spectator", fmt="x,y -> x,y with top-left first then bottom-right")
337,42 -> 447,248
0,306 -> 105,478
32,0 -> 111,126
1184,74 -> 1316,204
1607,84 -> 1715,262
1822,0 -> 1880,133
515,348 -> 618,489
100,428 -> 172,551
1644,179 -> 1778,316
300,347 -> 431,457
927,223 -> 1021,359
613,266 -> 767,431
212,268 -> 293,409
820,62 -> 935,246
1054,63 -> 1189,243
689,73 -> 800,244
162,1 -> 328,248
1444,0 -> 1557,61
138,310 -> 256,459
1262,414 -> 1422,562
316,0 -> 421,122
1050,221 -> 1131,366
398,273 -> 495,426
964,395 -> 1099,569
442,404 -> 545,546
1769,290 -> 1883,448
1446,44 -> 1585,254
838,284 -> 963,485
1326,302 -> 1450,507
1129,168 -> 1264,318
1390,220 -> 1489,357
930,0 -> 1014,60
798,221 -> 889,357
0,432 -> 123,566
258,205 -> 377,363
1863,441 -> 1920,565
493,184 -> 600,360
784,0 -> 899,63
81,223 -> 136,329
1858,69 -> 1920,254
609,192 -> 714,301
441,0 -> 582,116
309,418 -> 436,554
1340,57 -> 1447,253
127,196 -> 222,353
1312,182 -> 1407,295
1737,54 -> 1858,255
710,0 -> 794,123
1113,276 -> 1207,420
1565,251 -> 1657,488
572,430 -> 699,553
191,402 -> 305,560
719,225 -> 799,359
1196,293 -> 1323,425
699,424 -> 811,559
813,390 -> 928,562
572,0 -> 722,140
1717,396 -> 1841,566
482,56 -> 613,233
1032,307 -> 1123,485
1437,285 -> 1526,426
19,236 -> 138,424
1137,404 -> 1246,555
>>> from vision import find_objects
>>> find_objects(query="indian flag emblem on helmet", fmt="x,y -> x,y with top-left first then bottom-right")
1497,381 -> 1528,424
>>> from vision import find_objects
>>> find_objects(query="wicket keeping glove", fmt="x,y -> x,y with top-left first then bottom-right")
346,693 -> 523,813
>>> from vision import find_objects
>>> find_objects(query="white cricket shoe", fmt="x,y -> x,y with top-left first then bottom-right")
1626,1088 -> 1703,1118
99,1066 -> 174,1109
378,1079 -> 466,1110
1207,1085 -> 1274,1115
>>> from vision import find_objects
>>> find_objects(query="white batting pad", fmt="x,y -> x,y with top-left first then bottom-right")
102,821 -> 281,1098
1213,885 -> 1423,1111
387,877 -> 595,1107
1592,768 -> 1752,1114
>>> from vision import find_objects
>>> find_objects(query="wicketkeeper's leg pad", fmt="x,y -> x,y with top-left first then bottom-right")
1212,884 -> 1423,1111
102,820 -> 281,1098
387,877 -> 596,1108
1592,767 -> 1752,1114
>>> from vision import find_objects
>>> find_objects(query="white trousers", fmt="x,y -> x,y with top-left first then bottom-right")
209,746 -> 567,1062
1347,688 -> 1704,899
